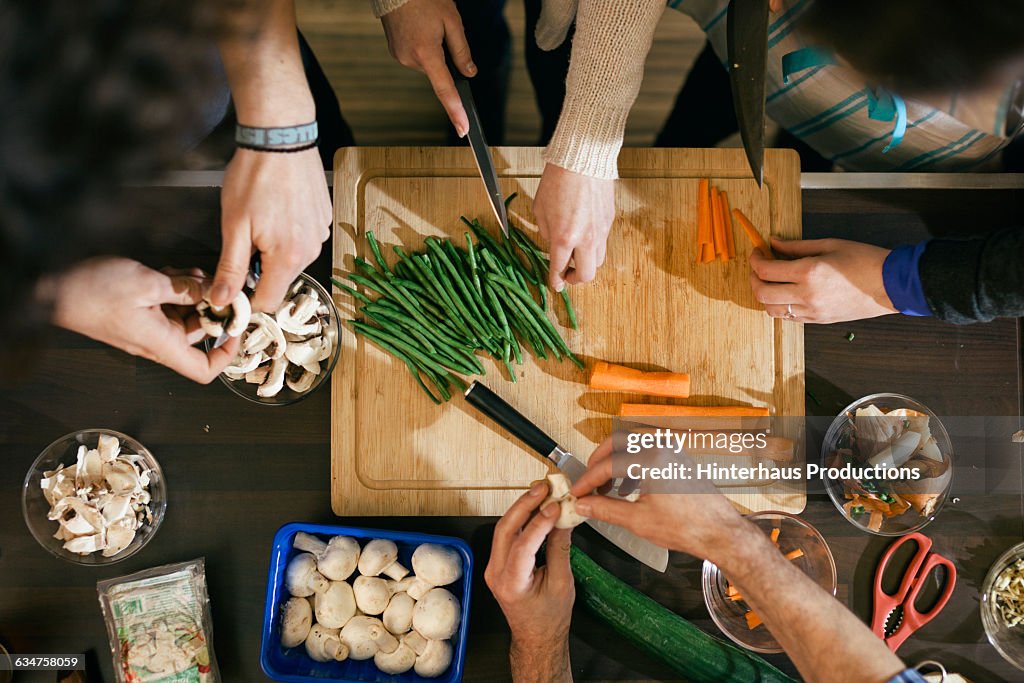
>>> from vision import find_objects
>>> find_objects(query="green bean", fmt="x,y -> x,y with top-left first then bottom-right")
350,321 -> 474,376
362,305 -> 437,354
366,231 -> 392,276
351,273 -> 470,351
424,239 -> 496,347
331,278 -> 374,305
413,254 -> 481,344
465,232 -> 483,295
482,279 -> 513,343
560,289 -> 578,329
488,274 -> 583,368
350,326 -> 440,404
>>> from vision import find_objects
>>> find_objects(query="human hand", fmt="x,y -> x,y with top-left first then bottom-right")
485,481 -> 574,680
570,437 -> 750,566
533,163 -> 615,291
381,0 -> 475,136
214,147 -> 331,313
749,237 -> 897,324
49,258 -> 239,383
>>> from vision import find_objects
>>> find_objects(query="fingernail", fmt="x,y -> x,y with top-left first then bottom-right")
458,125 -> 468,138
554,282 -> 565,293
541,501 -> 558,517
575,499 -> 591,515
529,483 -> 545,496
467,62 -> 477,75
212,282 -> 230,305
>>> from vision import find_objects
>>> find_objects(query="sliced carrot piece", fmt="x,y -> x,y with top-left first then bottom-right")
728,593 -> 745,602
785,549 -> 805,561
697,179 -> 712,247
746,610 -> 763,630
770,528 -> 781,545
618,404 -> 771,417
720,190 -> 736,259
733,208 -> 774,259
726,583 -> 739,597
713,189 -> 729,262
589,361 -> 690,398
701,242 -> 716,263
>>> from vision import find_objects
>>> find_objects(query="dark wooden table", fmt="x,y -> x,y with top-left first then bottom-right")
1,178 -> 1021,682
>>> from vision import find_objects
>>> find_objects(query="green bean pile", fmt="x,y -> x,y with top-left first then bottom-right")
332,212 -> 582,404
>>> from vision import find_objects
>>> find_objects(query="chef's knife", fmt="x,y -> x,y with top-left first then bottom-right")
464,381 -> 669,572
447,60 -> 510,237
727,0 -> 770,187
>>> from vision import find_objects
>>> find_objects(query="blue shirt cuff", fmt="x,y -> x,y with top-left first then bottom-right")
883,242 -> 932,317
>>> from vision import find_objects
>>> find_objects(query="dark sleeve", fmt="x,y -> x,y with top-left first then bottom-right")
918,225 -> 1024,324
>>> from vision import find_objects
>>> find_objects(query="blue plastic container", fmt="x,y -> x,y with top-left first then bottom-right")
261,522 -> 473,683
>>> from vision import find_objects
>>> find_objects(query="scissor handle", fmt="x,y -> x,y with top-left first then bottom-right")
890,553 -> 957,651
870,532 -> 933,638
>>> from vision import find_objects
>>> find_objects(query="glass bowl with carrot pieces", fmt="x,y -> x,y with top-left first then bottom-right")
702,511 -> 837,653
822,393 -> 953,536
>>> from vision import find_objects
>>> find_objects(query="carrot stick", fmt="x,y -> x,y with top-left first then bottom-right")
697,179 -> 712,248
732,208 -> 773,259
770,528 -> 781,545
589,361 -> 691,398
726,583 -> 739,596
745,610 -> 763,630
712,189 -> 728,261
720,190 -> 736,259
618,404 -> 771,417
785,549 -> 805,561
701,242 -> 716,263
728,593 -> 745,602
710,188 -> 724,258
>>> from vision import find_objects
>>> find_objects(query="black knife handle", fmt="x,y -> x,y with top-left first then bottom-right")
464,382 -> 557,458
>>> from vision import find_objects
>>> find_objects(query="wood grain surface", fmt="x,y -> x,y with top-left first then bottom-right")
0,182 -> 1020,683
332,147 -> 805,518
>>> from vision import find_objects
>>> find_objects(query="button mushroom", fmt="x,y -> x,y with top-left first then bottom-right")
383,592 -> 415,635
412,587 -> 461,640
285,553 -> 329,598
353,575 -> 394,615
276,287 -> 322,337
542,472 -> 587,529
339,616 -> 397,660
281,596 -> 313,649
292,532 -> 360,581
374,642 -> 417,675
315,581 -> 357,630
305,623 -> 349,663
408,543 -> 463,599
414,638 -> 453,678
197,288 -> 251,338
359,539 -> 410,581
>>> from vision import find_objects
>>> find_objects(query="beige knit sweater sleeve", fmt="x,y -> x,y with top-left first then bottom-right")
541,0 -> 665,179
371,0 -> 411,18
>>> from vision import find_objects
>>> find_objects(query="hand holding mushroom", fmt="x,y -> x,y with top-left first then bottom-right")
484,481 -> 575,683
48,258 -> 239,383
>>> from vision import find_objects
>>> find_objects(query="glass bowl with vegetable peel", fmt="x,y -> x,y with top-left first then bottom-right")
982,541 -> 1024,671
823,394 -> 953,536
702,511 -> 837,653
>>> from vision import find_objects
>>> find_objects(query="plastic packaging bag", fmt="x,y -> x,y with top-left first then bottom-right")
97,558 -> 220,683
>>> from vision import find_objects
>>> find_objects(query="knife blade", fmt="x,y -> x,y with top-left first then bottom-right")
727,0 -> 770,187
448,62 -> 510,237
464,381 -> 669,572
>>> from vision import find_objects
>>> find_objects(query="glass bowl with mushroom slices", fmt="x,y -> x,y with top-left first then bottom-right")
981,541 -> 1024,671
822,394 -> 954,536
22,429 -> 166,565
212,272 -> 341,406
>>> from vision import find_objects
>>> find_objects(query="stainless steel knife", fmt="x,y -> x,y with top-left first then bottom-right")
448,62 -> 510,237
727,0 -> 770,187
464,381 -> 669,572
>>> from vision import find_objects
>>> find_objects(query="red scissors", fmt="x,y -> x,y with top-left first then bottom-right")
870,532 -> 957,651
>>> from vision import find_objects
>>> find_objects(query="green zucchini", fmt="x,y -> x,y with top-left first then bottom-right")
570,547 -> 796,683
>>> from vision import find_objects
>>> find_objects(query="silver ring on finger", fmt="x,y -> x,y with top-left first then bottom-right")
784,304 -> 796,320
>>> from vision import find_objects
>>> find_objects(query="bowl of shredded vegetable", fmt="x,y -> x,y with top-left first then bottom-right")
982,541 -> 1024,670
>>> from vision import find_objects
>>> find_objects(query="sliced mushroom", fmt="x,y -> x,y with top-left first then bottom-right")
276,289 -> 321,336
102,522 -> 136,557
245,313 -> 287,360
258,356 -> 288,398
286,368 -> 317,394
197,289 -> 251,338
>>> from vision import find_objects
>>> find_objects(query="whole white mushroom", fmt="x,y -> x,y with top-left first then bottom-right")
305,623 -> 349,662
280,596 -> 313,649
315,581 -> 357,629
374,642 -> 417,675
414,638 -> 453,678
340,616 -> 399,661
353,575 -> 393,615
412,587 -> 461,640
383,592 -> 416,635
293,532 -> 360,581
285,553 -> 329,598
358,539 -> 410,580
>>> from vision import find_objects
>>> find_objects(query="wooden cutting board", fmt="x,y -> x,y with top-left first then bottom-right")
331,147 -> 805,516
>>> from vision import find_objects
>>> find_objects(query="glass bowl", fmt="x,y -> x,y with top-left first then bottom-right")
22,429 -> 166,565
212,272 -> 341,406
822,393 -> 953,536
702,511 -> 836,653
981,541 -> 1024,671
